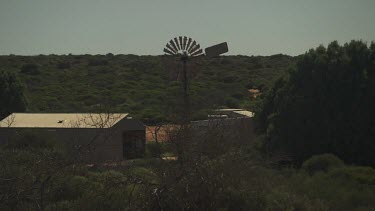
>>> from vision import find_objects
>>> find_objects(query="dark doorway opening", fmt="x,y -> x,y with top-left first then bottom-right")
123,131 -> 143,159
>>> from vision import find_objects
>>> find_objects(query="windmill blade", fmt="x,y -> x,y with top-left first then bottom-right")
190,49 -> 203,57
190,44 -> 201,55
205,42 -> 229,57
187,41 -> 197,53
183,36 -> 187,50
169,40 -> 179,52
166,43 -> 177,54
164,48 -> 175,55
164,36 -> 206,58
174,38 -> 180,50
179,36 -> 184,50
186,38 -> 192,51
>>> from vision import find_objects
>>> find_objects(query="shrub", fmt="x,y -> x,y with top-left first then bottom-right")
145,142 -> 161,158
88,59 -> 109,66
57,62 -> 71,69
328,166 -> 375,185
225,97 -> 239,108
20,63 -> 40,75
264,190 -> 328,211
49,176 -> 91,201
302,153 -> 345,175
289,165 -> 375,210
222,75 -> 238,83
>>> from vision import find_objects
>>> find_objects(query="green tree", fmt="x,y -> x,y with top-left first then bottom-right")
257,40 -> 375,166
0,71 -> 27,119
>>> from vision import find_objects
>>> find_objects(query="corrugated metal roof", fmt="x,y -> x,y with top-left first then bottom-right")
0,113 -> 128,128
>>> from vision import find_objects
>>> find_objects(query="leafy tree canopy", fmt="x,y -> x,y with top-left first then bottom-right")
0,71 -> 27,119
257,40 -> 375,166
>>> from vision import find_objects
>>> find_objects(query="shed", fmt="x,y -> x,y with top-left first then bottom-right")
191,109 -> 256,144
0,113 -> 146,162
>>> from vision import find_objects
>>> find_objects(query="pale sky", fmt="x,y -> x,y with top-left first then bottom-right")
0,0 -> 374,56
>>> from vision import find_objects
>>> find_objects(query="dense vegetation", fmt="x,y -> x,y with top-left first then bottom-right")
2,128 -> 375,210
2,41 -> 375,210
257,41 -> 375,166
0,54 -> 293,122
0,71 -> 27,119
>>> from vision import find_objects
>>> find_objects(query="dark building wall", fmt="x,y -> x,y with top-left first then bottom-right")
122,130 -> 145,159
0,118 -> 146,162
113,118 -> 146,159
191,117 -> 256,144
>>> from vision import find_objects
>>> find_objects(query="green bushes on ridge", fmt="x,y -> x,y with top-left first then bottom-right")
0,54 -> 294,123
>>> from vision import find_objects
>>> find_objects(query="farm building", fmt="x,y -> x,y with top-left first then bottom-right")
0,113 -> 146,162
191,109 -> 256,143
145,109 -> 256,143
209,108 -> 254,119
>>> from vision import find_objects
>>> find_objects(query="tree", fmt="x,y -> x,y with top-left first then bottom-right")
0,71 -> 27,120
257,40 -> 375,166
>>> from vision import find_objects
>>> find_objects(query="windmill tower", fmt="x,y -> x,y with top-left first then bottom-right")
164,36 -> 228,123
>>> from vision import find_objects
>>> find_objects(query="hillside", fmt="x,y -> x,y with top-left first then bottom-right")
0,54 -> 295,122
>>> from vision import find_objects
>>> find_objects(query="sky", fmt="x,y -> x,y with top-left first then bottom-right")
0,0 -> 374,56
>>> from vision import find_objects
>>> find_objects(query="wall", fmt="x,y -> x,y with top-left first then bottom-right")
191,117 -> 256,144
0,118 -> 146,162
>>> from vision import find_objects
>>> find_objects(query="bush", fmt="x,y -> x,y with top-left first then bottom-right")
225,97 -> 239,108
222,75 -> 238,83
57,62 -> 71,69
302,153 -> 345,175
289,164 -> 375,210
328,166 -> 375,185
264,190 -> 328,210
88,59 -> 109,66
145,142 -> 161,158
49,176 -> 91,201
20,63 -> 40,75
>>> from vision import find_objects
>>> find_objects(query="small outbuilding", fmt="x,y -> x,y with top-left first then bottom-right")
0,113 -> 146,162
191,108 -> 256,144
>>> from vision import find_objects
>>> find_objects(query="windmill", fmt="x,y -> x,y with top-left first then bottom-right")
164,36 -> 228,123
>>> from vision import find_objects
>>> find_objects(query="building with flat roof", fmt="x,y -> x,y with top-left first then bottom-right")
190,109 -> 256,144
213,109 -> 254,118
0,113 -> 146,162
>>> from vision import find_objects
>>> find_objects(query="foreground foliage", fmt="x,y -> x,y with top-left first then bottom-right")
2,131 -> 375,210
